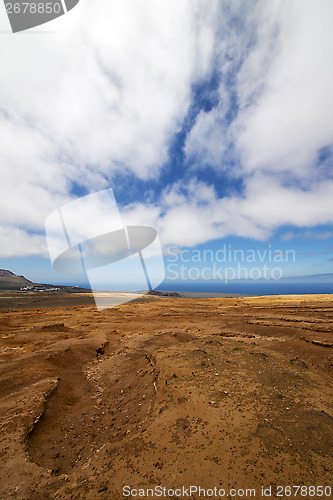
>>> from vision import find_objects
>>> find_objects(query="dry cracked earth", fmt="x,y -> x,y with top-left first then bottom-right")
0,293 -> 333,499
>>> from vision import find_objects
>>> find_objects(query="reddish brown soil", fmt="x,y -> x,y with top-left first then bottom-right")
0,293 -> 332,499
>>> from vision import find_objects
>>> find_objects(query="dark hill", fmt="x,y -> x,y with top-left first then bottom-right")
0,269 -> 91,293
0,269 -> 34,290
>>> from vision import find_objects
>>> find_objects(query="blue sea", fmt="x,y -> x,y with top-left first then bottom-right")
157,280 -> 333,296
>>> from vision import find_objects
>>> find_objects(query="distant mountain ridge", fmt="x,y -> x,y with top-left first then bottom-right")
0,269 -> 34,290
0,269 -> 91,293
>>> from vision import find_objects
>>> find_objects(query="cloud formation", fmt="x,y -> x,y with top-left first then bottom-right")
121,176 -> 333,248
0,0 -> 332,257
281,231 -> 333,242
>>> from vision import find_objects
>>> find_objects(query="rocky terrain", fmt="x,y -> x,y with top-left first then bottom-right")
0,293 -> 332,499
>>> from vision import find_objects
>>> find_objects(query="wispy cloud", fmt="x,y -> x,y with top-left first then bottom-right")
281,231 -> 333,242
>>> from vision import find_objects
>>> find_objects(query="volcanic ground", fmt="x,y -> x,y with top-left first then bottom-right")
0,292 -> 332,499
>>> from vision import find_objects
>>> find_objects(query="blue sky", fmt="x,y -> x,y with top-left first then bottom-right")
0,0 -> 332,290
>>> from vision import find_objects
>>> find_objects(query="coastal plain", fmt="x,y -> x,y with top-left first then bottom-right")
0,292 -> 332,499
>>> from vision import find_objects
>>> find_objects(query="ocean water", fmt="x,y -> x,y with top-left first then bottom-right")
158,280 -> 333,296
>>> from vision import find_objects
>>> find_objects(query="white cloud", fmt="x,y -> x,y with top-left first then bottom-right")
0,0 -> 219,256
187,0 -> 333,177
239,175 -> 333,229
0,226 -> 47,258
120,175 -> 333,247
0,0 -> 219,178
1,0 -> 333,258
281,231 -> 333,242
185,105 -> 229,168
178,0 -> 333,249
236,1 -> 333,176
